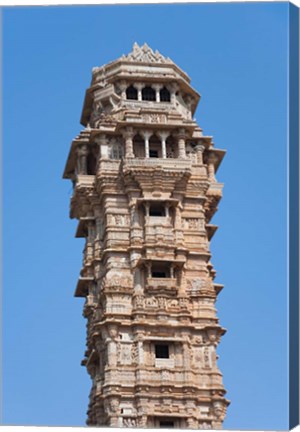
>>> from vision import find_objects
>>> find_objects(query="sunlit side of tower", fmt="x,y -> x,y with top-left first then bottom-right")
63,43 -> 229,429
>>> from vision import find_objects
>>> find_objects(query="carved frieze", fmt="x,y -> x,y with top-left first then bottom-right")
123,418 -> 137,427
182,217 -> 204,230
141,113 -> 167,124
106,214 -> 130,227
117,342 -> 133,365
133,295 -> 189,312
102,271 -> 132,292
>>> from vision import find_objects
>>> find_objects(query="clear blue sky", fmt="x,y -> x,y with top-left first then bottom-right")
2,3 -> 289,429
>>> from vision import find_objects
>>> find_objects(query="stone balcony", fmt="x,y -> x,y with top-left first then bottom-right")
75,174 -> 95,190
146,277 -> 177,292
205,182 -> 224,222
98,159 -> 121,173
71,174 -> 96,218
207,181 -> 224,196
123,158 -> 192,195
155,358 -> 175,368
147,216 -> 172,225
144,228 -> 175,246
120,99 -> 173,112
123,157 -> 192,170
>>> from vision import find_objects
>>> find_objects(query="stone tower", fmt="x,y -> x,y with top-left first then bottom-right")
63,43 -> 229,429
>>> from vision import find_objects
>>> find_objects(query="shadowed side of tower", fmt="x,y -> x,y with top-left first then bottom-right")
63,43 -> 229,429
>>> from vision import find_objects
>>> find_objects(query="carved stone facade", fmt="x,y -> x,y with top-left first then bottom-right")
63,43 -> 229,428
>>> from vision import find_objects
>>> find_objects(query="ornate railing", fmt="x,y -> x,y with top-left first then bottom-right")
147,277 -> 177,290
76,174 -> 95,188
207,182 -> 224,195
123,158 -> 192,170
98,159 -> 121,171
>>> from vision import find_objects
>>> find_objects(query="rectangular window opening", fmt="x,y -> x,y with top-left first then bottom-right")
155,344 -> 169,359
152,271 -> 167,278
159,420 -> 174,428
151,263 -> 171,278
149,149 -> 159,158
149,207 -> 165,217
148,202 -> 166,217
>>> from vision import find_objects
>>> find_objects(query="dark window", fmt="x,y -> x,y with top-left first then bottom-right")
87,153 -> 97,175
151,262 -> 171,278
152,271 -> 167,278
149,149 -> 159,158
160,87 -> 171,102
149,203 -> 165,216
155,344 -> 169,359
126,85 -> 138,100
142,86 -> 156,101
160,421 -> 174,428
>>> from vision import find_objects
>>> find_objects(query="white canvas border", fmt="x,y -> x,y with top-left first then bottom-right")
1,1 -> 299,432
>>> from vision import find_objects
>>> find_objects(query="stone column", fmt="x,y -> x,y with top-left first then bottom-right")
130,202 -> 143,246
118,80 -> 127,99
159,131 -> 169,159
97,134 -> 109,159
185,95 -> 193,120
170,82 -> 179,104
135,83 -> 143,101
142,131 -> 151,158
94,206 -> 103,260
144,202 -> 150,218
86,220 -> 94,262
137,340 -> 144,364
152,84 -> 162,102
175,206 -> 182,229
177,129 -> 186,158
107,326 -> 118,367
195,143 -> 205,164
146,262 -> 151,278
170,263 -> 175,278
77,144 -> 89,174
174,205 -> 184,245
165,202 -> 170,217
208,153 -> 218,181
145,201 -> 150,217
123,127 -> 134,158
107,339 -> 117,367
130,203 -> 140,227
134,268 -> 143,293
182,341 -> 190,368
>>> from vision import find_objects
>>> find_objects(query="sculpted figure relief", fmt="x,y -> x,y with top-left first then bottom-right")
134,295 -> 144,308
199,422 -> 212,429
113,214 -> 130,226
109,397 -> 120,414
203,346 -> 211,369
145,297 -> 158,308
123,418 -> 136,427
118,344 -> 132,365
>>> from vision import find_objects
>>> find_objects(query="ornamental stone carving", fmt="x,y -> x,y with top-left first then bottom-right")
123,418 -> 137,427
121,42 -> 172,64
